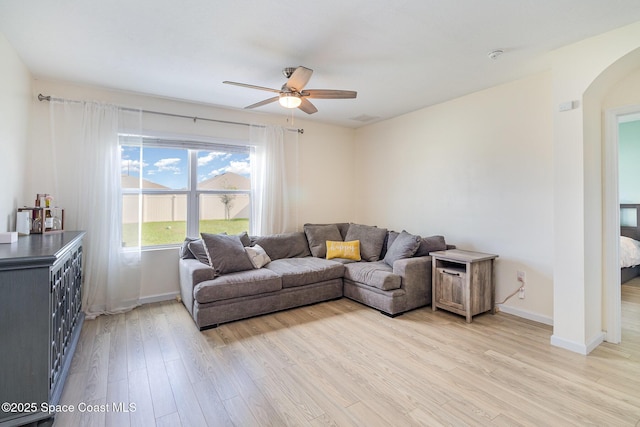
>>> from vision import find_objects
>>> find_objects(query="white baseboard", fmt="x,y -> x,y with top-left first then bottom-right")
550,332 -> 605,355
139,291 -> 180,305
496,304 -> 553,326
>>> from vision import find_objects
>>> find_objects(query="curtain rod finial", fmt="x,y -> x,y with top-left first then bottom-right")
38,94 -> 51,102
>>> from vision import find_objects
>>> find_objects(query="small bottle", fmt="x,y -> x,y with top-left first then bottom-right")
45,209 -> 53,230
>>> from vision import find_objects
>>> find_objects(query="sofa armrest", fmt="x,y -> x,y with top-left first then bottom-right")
393,255 -> 433,305
179,259 -> 216,316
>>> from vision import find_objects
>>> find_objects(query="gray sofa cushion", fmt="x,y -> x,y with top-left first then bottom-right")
304,224 -> 343,258
415,235 -> 447,256
201,233 -> 254,275
343,261 -> 401,291
383,230 -> 421,266
251,232 -> 312,260
344,223 -> 388,262
304,222 -> 351,240
194,268 -> 282,303
265,257 -> 345,288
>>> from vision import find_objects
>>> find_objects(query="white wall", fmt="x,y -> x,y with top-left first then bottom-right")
354,73 -> 554,322
27,79 -> 356,300
0,34 -> 31,232
550,21 -> 640,353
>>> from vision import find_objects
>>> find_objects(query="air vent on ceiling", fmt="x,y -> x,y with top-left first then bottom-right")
350,114 -> 380,123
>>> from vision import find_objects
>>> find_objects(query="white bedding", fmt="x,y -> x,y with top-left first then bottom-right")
620,235 -> 640,268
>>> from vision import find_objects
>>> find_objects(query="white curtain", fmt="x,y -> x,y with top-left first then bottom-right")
250,125 -> 296,235
49,100 -> 142,318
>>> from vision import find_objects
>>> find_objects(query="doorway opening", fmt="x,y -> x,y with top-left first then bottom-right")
604,106 -> 640,344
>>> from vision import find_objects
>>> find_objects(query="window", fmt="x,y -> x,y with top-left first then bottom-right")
120,137 -> 251,247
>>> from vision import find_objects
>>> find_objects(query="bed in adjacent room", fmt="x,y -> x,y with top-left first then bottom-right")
620,204 -> 640,283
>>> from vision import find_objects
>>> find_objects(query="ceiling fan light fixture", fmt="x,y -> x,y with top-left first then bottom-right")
279,92 -> 302,108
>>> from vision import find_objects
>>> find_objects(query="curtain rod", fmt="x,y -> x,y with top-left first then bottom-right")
37,93 -> 304,134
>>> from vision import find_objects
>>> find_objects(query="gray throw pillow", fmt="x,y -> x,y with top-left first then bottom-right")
237,231 -> 251,247
382,231 -> 399,258
415,235 -> 447,256
344,223 -> 388,262
383,230 -> 421,266
201,233 -> 254,275
180,237 -> 198,259
188,239 -> 210,265
304,224 -> 343,258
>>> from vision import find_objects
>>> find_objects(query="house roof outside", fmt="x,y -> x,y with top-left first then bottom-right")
121,172 -> 249,191
199,172 -> 250,191
121,175 -> 169,189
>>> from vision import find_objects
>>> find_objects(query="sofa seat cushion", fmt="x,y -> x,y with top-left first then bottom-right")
265,257 -> 345,288
194,268 -> 282,304
343,261 -> 401,291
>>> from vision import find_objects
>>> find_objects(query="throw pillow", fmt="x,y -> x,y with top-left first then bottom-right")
344,223 -> 387,262
383,230 -> 421,266
382,230 -> 399,258
245,244 -> 272,269
179,236 -> 198,259
326,240 -> 361,261
304,224 -> 343,258
188,239 -> 210,265
237,231 -> 251,247
415,235 -> 447,256
201,233 -> 254,275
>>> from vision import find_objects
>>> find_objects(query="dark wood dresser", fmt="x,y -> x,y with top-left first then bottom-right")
0,231 -> 85,426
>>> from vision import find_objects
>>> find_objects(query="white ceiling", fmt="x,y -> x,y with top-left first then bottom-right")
2,1 -> 640,128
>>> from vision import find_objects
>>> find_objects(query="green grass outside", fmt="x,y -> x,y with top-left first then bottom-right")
122,218 -> 249,247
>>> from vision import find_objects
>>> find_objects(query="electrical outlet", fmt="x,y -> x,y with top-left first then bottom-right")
517,270 -> 526,283
518,286 -> 525,299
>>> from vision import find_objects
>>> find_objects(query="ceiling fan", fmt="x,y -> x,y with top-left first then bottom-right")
223,66 -> 357,114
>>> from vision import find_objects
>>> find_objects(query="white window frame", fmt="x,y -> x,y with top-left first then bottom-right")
120,135 -> 251,249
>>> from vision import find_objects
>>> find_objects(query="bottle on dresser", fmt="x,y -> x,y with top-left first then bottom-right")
45,209 -> 53,231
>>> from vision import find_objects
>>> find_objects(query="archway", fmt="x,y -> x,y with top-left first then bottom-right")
593,51 -> 640,344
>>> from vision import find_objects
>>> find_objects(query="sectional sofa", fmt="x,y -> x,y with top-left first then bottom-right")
178,222 -> 448,330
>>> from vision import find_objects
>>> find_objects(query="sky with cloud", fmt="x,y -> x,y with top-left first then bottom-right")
121,146 -> 250,189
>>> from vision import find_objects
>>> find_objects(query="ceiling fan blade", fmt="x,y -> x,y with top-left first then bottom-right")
285,66 -> 313,91
301,89 -> 357,99
244,96 -> 279,109
298,98 -> 318,114
223,81 -> 280,93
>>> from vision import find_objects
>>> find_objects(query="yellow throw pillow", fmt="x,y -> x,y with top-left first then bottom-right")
326,240 -> 361,261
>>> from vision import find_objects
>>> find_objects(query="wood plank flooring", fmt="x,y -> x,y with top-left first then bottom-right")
53,286 -> 640,426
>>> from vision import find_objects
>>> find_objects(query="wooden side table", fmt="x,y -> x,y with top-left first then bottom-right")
431,249 -> 498,323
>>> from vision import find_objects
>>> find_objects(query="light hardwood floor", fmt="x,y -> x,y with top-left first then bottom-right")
53,286 -> 640,427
